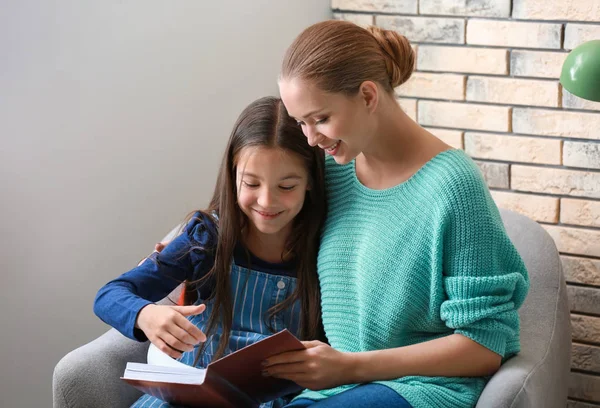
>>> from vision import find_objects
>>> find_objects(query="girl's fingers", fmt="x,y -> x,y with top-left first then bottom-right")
172,312 -> 207,343
172,304 -> 206,318
154,337 -> 183,359
167,321 -> 201,349
160,332 -> 191,356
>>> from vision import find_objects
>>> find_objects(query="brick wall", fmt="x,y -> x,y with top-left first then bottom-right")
333,0 -> 600,405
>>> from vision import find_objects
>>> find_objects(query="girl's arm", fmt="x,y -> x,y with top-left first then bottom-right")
93,213 -> 215,345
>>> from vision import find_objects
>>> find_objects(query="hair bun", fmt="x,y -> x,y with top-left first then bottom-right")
366,26 -> 415,88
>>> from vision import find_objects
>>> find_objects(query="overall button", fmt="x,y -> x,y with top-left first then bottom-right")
277,280 -> 286,290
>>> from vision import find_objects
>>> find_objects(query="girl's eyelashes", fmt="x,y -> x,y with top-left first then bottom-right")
242,181 -> 297,191
296,120 -> 305,127
242,181 -> 259,188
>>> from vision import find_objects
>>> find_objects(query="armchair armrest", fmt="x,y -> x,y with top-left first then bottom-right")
53,328 -> 149,408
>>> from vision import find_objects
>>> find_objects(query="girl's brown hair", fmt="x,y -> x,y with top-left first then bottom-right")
281,20 -> 415,95
184,96 -> 326,363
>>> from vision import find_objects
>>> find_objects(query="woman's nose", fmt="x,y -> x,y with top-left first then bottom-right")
305,125 -> 321,147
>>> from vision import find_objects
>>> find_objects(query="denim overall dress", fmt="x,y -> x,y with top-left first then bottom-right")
131,262 -> 301,408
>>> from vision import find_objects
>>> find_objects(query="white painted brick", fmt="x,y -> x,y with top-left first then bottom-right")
332,12 -> 374,27
561,198 -> 600,228
397,98 -> 417,121
400,73 -> 465,100
377,16 -> 465,44
465,133 -> 561,164
420,0 -> 510,17
419,101 -> 510,132
510,50 -> 567,79
565,24 -> 600,50
475,161 -> 509,188
467,76 -> 559,108
513,0 -> 600,23
563,142 -> 600,170
561,255 -> 600,287
467,19 -> 561,49
491,191 -> 559,223
424,128 -> 463,149
544,225 -> 600,258
512,165 -> 600,199
332,0 -> 417,13
418,46 -> 508,75
513,108 -> 600,140
563,89 -> 600,112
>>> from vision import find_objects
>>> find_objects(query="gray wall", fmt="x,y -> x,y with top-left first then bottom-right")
0,1 -> 330,406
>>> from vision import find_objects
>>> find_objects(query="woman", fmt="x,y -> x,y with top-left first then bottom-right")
260,20 -> 529,408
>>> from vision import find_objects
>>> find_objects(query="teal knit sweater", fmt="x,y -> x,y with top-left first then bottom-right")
299,149 -> 530,408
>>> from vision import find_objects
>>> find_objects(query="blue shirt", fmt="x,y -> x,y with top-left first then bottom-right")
95,212 -> 303,408
93,212 -> 300,344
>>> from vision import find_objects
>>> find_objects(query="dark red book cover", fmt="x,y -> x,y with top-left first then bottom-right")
122,329 -> 306,408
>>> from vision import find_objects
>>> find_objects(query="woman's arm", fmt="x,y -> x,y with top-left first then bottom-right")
347,333 -> 501,381
263,333 -> 500,390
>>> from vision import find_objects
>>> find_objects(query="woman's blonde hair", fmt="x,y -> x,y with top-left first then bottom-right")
281,20 -> 415,95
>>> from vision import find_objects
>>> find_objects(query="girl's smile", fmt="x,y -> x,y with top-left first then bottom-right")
236,146 -> 310,240
253,209 -> 284,219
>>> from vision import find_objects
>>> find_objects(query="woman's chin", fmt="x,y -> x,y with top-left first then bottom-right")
331,152 -> 354,165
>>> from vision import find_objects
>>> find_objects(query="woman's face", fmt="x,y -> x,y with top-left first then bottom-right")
279,78 -> 373,165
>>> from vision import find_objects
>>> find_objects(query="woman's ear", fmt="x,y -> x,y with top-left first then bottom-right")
358,81 -> 379,114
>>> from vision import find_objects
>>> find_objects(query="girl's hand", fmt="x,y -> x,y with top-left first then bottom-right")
262,341 -> 354,390
136,304 -> 207,359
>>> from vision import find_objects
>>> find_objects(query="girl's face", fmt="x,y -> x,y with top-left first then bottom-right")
236,146 -> 310,240
279,78 -> 374,165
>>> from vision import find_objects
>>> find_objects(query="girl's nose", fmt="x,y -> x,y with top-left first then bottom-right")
257,188 -> 275,208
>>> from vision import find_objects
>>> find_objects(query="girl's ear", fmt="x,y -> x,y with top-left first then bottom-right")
358,81 -> 379,114
306,177 -> 313,191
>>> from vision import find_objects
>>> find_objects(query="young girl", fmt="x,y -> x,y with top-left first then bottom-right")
93,96 -> 326,408
259,20 -> 530,408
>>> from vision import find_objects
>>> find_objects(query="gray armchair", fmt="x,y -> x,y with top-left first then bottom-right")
53,209 -> 571,408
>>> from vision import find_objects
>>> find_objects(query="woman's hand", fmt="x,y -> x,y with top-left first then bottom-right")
136,304 -> 207,359
137,241 -> 170,266
262,341 -> 354,390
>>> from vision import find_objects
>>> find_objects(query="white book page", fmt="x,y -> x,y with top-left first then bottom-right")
147,342 -> 196,369
124,362 -> 206,384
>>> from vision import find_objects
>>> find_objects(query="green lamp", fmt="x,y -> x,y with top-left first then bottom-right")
560,40 -> 600,102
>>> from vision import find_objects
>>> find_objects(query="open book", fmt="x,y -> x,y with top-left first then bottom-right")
122,329 -> 305,408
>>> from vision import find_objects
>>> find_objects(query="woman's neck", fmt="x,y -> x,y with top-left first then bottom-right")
242,224 -> 292,264
356,96 -> 449,189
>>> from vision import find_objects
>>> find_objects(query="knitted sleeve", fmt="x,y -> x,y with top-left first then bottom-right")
439,171 -> 530,358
